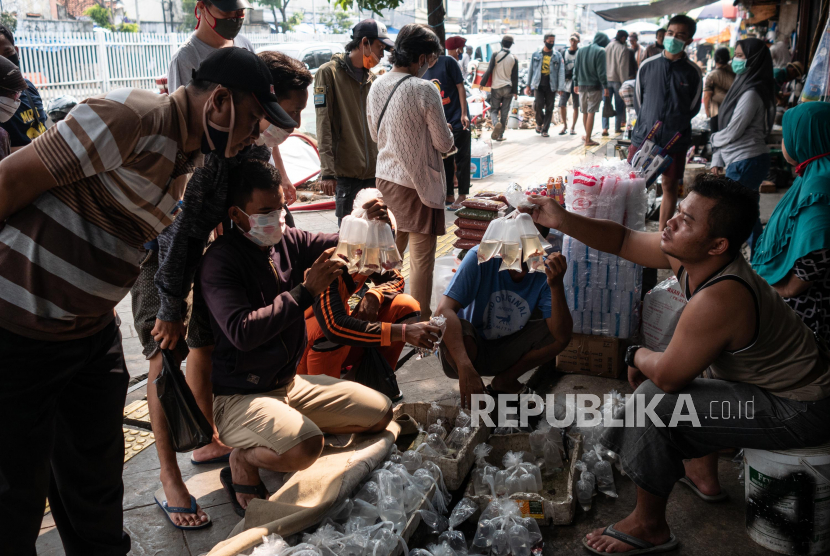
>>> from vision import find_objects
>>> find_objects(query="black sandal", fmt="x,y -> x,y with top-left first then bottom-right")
220,466 -> 268,517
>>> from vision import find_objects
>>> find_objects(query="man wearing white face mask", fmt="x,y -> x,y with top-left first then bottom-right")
0,48 -> 296,553
141,50 -> 309,529
198,159 -> 396,515
0,55 -> 27,161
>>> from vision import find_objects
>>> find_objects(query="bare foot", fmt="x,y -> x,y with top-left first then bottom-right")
160,472 -> 208,527
585,514 -> 671,553
683,459 -> 722,496
229,449 -> 266,510
192,439 -> 232,463
585,139 -> 600,147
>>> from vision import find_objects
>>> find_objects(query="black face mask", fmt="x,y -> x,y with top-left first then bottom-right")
7,53 -> 19,68
205,7 -> 244,40
544,42 -> 554,50
201,125 -> 231,158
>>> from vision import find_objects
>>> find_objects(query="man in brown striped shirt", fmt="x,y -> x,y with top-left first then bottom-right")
0,47 -> 297,554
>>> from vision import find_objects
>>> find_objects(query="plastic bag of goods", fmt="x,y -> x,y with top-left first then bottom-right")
431,255 -> 459,314
515,212 -> 547,272
801,17 -> 830,102
504,182 -> 535,211
477,217 -> 506,263
358,220 -> 402,274
333,215 -> 368,273
461,198 -> 505,212
471,138 -> 492,157
456,207 -> 505,221
498,217 -> 522,272
641,277 -> 687,352
566,169 -> 601,218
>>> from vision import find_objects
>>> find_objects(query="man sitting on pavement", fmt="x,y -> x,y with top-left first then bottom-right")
0,47 -> 286,554
298,266 -> 438,389
436,243 -> 573,409
199,159 -> 411,515
524,174 -> 830,555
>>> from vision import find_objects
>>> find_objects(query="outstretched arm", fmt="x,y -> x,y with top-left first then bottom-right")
523,196 -> 675,271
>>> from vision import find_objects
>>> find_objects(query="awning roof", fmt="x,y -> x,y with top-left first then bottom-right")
595,0 -> 724,23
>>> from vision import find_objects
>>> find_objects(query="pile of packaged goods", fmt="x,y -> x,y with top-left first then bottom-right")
629,122 -> 683,187
453,197 -> 507,252
471,497 -> 544,555
334,189 -> 404,275
561,159 -> 647,338
405,403 -> 478,460
575,445 -> 619,512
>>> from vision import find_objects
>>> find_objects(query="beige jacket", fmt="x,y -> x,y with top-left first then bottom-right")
606,39 -> 632,83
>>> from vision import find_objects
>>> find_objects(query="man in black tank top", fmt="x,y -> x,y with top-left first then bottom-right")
523,174 -> 830,555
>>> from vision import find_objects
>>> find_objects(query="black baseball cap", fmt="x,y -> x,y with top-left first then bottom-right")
206,0 -> 251,12
352,19 -> 395,49
192,47 -> 297,129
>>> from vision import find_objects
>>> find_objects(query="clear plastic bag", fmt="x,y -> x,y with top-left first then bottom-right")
477,217 -> 506,264
515,213 -> 545,262
455,408 -> 472,429
801,17 -> 830,102
333,215 -> 368,274
498,218 -> 522,272
427,421 -> 447,439
446,427 -> 472,455
350,188 -> 382,218
427,402 -> 444,427
402,450 -> 423,473
505,182 -> 535,211
575,460 -> 596,512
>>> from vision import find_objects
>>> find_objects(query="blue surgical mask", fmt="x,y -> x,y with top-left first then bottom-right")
663,36 -> 685,55
732,58 -> 747,75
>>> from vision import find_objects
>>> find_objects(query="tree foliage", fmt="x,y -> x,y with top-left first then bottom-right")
0,12 -> 17,32
85,4 -> 114,30
182,0 -> 198,31
118,22 -> 139,32
320,7 -> 352,34
330,0 -> 404,15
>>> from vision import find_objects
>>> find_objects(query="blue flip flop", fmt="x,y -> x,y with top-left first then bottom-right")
190,453 -> 231,465
154,494 -> 212,530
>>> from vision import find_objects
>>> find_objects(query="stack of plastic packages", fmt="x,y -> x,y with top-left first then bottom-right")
334,189 -> 404,276
561,160 -> 647,338
471,497 -> 544,555
408,403 -> 477,460
453,197 -> 506,252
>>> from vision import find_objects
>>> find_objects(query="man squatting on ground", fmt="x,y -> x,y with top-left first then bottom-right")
523,174 -> 830,555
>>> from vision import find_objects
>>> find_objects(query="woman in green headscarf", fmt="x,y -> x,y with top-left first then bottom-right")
752,102 -> 830,343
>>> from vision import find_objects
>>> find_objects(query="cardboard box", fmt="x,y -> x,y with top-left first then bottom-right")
463,432 -> 583,525
556,333 -> 628,378
392,402 -> 491,491
471,153 -> 494,180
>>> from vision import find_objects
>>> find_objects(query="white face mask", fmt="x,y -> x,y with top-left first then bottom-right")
0,95 -> 21,123
255,124 -> 292,149
238,208 -> 286,247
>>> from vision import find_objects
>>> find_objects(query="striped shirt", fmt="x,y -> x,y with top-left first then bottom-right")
0,87 -> 203,340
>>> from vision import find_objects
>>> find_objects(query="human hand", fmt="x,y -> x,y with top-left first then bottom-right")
544,252 -> 568,288
574,86 -> 579,94
362,198 -> 390,224
461,114 -> 470,130
303,247 -> 346,296
152,318 -> 186,351
353,294 -> 381,322
513,94 -> 518,99
284,182 -> 297,206
525,87 -> 531,96
321,178 -> 337,196
458,365 -> 487,410
628,365 -> 646,390
710,166 -> 722,175
403,322 -> 442,349
523,195 -> 567,230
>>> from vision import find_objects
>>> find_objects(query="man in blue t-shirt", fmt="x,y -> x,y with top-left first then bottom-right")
424,36 -> 471,210
437,244 -> 573,408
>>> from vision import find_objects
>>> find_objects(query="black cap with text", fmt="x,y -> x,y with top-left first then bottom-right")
352,19 -> 395,49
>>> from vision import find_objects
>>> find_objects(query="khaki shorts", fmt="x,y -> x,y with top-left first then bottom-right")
580,88 -> 602,114
213,375 -> 392,455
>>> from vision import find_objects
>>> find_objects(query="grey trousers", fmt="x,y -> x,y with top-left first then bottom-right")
601,378 -> 830,497
490,85 -> 513,129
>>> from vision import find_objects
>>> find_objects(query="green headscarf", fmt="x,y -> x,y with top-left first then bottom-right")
752,102 -> 830,284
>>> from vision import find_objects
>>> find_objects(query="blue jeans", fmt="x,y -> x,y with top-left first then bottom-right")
725,153 -> 771,251
601,81 -> 625,131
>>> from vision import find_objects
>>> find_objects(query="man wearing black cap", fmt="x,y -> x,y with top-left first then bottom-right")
0,47 -> 296,554
315,19 -> 394,223
168,0 -> 254,92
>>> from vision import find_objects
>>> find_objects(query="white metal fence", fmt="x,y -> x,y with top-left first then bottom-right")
17,31 -> 350,104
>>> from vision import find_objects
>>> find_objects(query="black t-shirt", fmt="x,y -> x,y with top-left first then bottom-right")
1,79 -> 47,148
423,55 -> 464,130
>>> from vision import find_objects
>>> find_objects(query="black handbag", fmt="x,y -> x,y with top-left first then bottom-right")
602,93 -> 616,118
352,348 -> 401,401
155,349 -> 213,452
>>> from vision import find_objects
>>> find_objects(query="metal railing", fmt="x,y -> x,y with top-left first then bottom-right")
17,31 -> 350,103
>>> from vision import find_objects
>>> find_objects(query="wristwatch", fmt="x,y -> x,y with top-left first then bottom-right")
625,345 -> 643,368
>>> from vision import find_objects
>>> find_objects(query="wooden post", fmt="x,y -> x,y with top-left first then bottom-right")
428,0 -> 446,48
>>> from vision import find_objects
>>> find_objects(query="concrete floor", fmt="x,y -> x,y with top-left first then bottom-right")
37,124 -> 790,555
